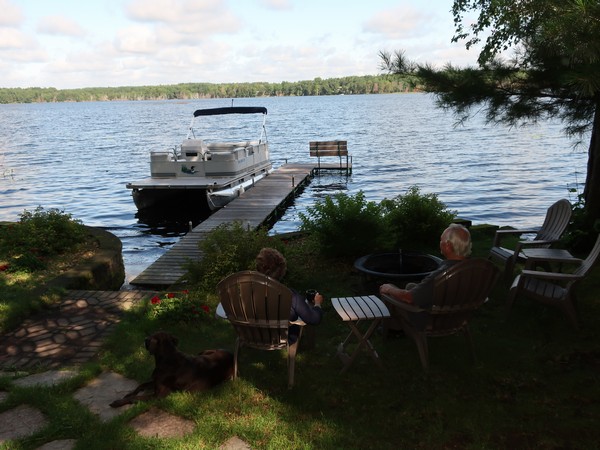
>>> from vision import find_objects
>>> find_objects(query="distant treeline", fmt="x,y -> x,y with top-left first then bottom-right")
0,75 -> 417,104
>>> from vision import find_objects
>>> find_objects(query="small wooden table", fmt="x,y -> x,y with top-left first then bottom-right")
331,295 -> 390,374
522,248 -> 582,269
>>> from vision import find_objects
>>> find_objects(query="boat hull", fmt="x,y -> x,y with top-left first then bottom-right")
131,187 -> 212,212
130,167 -> 271,213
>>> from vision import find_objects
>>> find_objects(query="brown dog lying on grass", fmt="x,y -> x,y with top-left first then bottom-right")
110,331 -> 234,407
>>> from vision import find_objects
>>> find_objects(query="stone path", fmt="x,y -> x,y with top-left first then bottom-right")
0,290 -> 150,369
0,290 -> 251,449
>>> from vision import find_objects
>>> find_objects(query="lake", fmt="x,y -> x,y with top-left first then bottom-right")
0,93 -> 588,283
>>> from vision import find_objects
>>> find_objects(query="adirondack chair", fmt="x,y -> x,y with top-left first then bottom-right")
381,258 -> 500,371
507,234 -> 600,330
489,199 -> 572,279
216,270 -> 303,388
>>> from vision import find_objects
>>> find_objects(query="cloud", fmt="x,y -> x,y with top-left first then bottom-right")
259,0 -> 293,11
0,28 -> 35,50
0,0 -> 23,27
37,15 -> 86,37
363,5 -> 433,40
114,25 -> 159,54
120,0 -> 242,56
126,0 -> 241,33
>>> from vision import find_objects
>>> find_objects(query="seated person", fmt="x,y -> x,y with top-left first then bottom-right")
255,247 -> 324,343
379,224 -> 472,329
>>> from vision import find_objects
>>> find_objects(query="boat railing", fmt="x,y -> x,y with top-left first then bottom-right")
205,141 -> 260,152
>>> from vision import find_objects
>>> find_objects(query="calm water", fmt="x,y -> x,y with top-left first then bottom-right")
0,94 -> 587,283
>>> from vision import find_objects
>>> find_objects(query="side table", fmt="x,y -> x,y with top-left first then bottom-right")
522,248 -> 582,270
331,295 -> 390,374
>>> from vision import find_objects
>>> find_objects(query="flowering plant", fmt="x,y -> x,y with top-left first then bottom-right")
148,290 -> 211,323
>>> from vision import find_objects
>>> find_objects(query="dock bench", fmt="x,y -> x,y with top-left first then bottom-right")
309,140 -> 352,174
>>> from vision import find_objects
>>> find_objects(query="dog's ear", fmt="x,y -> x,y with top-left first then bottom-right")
171,335 -> 179,347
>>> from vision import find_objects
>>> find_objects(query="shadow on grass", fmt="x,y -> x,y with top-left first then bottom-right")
3,225 -> 599,449
97,252 -> 600,449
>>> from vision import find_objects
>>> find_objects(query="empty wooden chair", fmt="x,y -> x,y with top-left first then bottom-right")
489,199 -> 572,279
381,258 -> 500,371
507,234 -> 600,330
216,270 -> 303,388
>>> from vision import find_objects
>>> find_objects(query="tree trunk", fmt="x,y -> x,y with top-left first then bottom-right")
583,101 -> 600,228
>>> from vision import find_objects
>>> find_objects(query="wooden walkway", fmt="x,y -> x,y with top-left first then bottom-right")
130,163 -> 318,287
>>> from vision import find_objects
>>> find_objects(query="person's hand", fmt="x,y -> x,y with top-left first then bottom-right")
379,284 -> 393,296
314,293 -> 324,307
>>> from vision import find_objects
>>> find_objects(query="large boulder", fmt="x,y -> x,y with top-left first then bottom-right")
42,226 -> 125,291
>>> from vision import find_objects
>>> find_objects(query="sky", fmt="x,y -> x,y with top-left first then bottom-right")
0,0 -> 481,89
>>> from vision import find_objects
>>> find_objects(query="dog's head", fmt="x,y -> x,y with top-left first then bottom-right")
144,331 -> 179,356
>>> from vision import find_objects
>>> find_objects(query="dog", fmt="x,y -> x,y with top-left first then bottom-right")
110,331 -> 234,407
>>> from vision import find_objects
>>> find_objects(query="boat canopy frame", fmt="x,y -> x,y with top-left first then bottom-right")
187,106 -> 268,143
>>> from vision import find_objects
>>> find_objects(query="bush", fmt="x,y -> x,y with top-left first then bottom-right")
299,191 -> 390,259
0,207 -> 86,271
563,190 -> 600,253
148,290 -> 212,323
183,221 -> 281,291
381,186 -> 456,252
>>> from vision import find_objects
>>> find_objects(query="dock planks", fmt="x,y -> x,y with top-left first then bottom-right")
130,163 -> 316,287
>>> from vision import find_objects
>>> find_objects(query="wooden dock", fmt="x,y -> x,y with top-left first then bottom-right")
130,163 -> 318,287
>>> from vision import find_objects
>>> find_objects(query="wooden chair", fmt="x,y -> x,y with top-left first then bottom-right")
381,258 -> 500,371
216,270 -> 303,388
507,234 -> 600,330
489,198 -> 572,280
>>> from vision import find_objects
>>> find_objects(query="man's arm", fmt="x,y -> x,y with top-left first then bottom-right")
379,283 -> 414,304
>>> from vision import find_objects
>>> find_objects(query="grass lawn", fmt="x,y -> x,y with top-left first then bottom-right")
1,226 -> 599,449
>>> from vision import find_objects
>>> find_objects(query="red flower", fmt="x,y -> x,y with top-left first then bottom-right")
182,289 -> 189,295
167,292 -> 175,299
0,264 -> 9,272
201,305 -> 210,314
151,295 -> 161,304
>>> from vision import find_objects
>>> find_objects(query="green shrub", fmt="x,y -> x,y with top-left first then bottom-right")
0,207 -> 86,271
381,186 -> 457,252
563,190 -> 600,253
299,191 -> 390,259
148,290 -> 212,323
183,221 -> 281,291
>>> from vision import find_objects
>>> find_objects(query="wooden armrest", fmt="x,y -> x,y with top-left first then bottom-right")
380,293 -> 426,313
518,239 -> 558,247
493,228 -> 538,246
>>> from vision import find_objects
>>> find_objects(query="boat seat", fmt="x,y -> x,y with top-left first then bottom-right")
181,139 -> 209,161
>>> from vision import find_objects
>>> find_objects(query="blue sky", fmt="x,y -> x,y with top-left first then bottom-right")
0,0 -> 481,89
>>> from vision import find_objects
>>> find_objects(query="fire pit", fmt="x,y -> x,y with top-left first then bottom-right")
354,251 -> 442,289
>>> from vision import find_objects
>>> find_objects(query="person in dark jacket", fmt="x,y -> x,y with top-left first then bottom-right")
255,247 -> 324,343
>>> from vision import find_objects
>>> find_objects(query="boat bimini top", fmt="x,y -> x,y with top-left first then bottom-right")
187,106 -> 268,144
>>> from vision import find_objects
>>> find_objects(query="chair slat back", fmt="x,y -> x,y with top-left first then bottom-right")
427,259 -> 500,335
536,199 -> 572,242
574,234 -> 600,278
217,270 -> 293,350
